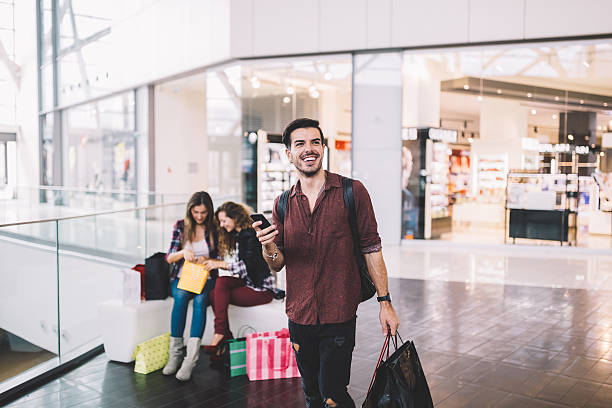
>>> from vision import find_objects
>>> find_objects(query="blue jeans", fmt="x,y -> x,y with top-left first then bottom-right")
170,278 -> 214,338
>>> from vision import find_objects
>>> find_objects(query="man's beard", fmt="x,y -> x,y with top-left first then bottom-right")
295,158 -> 322,177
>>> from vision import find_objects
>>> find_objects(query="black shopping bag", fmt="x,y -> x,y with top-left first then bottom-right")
362,332 -> 434,408
144,252 -> 170,300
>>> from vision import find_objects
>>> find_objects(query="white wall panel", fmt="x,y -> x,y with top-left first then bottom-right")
391,0 -> 469,47
367,0 -> 392,49
469,0 -> 524,42
320,0 -> 367,52
525,0 -> 612,39
230,0 -> 254,57
252,0 -> 318,55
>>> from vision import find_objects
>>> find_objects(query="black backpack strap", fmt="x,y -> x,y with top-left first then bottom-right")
342,176 -> 359,248
276,189 -> 291,223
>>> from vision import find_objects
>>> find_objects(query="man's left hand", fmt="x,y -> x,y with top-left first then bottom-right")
379,302 -> 399,336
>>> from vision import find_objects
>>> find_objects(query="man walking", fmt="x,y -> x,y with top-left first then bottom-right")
254,118 -> 399,408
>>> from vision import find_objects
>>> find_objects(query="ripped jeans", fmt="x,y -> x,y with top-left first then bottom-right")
288,317 -> 357,408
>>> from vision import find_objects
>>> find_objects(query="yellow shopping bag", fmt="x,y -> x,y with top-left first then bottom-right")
177,261 -> 209,294
133,332 -> 170,374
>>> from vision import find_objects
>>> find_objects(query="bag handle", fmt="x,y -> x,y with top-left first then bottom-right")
366,332 -> 391,396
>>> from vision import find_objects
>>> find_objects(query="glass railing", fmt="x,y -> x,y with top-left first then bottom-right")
0,194 -> 238,395
0,185 -> 190,225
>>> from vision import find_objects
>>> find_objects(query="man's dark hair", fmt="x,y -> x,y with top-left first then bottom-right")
281,118 -> 325,149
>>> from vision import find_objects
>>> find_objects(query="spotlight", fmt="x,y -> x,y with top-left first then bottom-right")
468,137 -> 473,143
568,134 -> 574,141
286,86 -> 295,95
555,96 -> 560,101
552,114 -> 558,120
477,95 -> 483,101
580,100 -> 584,104
527,93 -> 532,98
282,96 -> 291,104
463,84 -> 470,90
497,89 -> 502,94
531,109 -> 537,115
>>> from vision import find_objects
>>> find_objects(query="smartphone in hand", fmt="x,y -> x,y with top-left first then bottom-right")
250,213 -> 272,229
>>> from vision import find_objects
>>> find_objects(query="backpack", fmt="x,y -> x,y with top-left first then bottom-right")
276,176 -> 376,302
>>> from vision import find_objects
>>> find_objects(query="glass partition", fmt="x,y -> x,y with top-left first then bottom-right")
0,220 -> 58,389
0,200 -> 191,393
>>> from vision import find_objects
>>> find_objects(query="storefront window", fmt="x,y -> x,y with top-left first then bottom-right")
402,40 -> 612,246
240,56 -> 352,213
62,92 -> 137,192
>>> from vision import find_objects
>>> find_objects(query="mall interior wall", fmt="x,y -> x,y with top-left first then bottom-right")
154,84 -> 208,195
229,0 -> 612,58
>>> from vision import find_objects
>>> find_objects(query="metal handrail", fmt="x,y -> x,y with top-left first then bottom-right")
14,185 -> 181,196
0,201 -> 186,228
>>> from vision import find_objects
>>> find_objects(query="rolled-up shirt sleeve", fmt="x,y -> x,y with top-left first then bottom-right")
353,180 -> 382,254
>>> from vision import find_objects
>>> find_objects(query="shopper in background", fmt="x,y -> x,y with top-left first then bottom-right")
254,118 -> 399,408
163,191 -> 218,381
202,201 -> 277,357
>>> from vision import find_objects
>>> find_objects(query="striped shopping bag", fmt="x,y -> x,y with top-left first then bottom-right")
246,329 -> 300,381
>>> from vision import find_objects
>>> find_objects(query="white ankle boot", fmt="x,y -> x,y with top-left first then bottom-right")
162,337 -> 184,376
175,337 -> 201,381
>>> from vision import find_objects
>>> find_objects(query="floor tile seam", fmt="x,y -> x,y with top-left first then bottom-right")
497,392 -> 574,408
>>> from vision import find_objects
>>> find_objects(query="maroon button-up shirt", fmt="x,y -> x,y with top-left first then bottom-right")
273,171 -> 382,325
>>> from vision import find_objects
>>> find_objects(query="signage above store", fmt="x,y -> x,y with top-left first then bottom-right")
428,128 -> 457,143
575,146 -> 590,155
538,143 -> 571,153
402,128 -> 418,141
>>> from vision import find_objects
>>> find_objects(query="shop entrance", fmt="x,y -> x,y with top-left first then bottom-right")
402,41 -> 612,249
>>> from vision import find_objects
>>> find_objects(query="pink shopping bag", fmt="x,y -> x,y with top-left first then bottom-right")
246,328 -> 301,381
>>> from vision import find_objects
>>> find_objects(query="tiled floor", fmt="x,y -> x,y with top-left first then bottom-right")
5,277 -> 612,407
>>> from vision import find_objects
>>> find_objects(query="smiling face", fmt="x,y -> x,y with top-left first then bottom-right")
217,211 -> 236,232
190,204 -> 208,225
286,127 -> 325,177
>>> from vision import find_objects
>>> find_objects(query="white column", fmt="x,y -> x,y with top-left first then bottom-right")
352,53 -> 403,245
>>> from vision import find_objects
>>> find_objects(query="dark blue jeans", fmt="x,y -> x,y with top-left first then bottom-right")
289,317 -> 357,408
170,278 -> 214,338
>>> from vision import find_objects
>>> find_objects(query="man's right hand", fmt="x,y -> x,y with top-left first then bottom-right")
183,249 -> 196,262
253,221 -> 279,254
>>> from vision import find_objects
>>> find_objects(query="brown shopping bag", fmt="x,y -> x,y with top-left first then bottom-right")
132,332 -> 170,374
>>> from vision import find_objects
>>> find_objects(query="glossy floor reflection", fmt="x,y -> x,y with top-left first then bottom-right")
6,277 -> 612,407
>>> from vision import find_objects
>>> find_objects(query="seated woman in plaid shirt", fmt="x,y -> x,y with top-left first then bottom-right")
162,191 -> 218,381
202,201 -> 279,357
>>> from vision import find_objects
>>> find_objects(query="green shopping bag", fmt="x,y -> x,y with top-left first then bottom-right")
225,338 -> 247,377
132,332 -> 170,374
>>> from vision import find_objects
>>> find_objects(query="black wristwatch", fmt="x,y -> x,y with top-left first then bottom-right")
377,293 -> 391,303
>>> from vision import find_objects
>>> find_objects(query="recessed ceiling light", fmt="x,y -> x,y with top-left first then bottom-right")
286,86 -> 295,95
552,114 -> 558,120
598,126 -> 602,131
324,72 -> 333,80
580,100 -> 584,104
310,90 -> 320,99
477,95 -> 483,101
497,89 -> 502,94
282,96 -> 291,104
527,93 -> 532,98
601,152 -> 606,157
555,96 -> 560,101
568,134 -> 574,141
531,109 -> 537,115
463,84 -> 470,90
583,61 -> 590,68
604,102 -> 608,107
468,137 -> 473,143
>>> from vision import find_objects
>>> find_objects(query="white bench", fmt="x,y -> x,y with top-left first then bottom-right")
97,298 -> 287,363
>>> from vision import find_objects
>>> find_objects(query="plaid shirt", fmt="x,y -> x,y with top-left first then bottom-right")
166,219 -> 218,280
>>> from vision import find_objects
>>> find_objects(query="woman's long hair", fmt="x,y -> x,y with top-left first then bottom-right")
183,191 -> 216,250
215,201 -> 253,257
